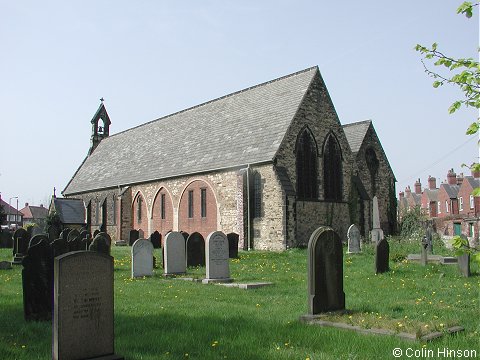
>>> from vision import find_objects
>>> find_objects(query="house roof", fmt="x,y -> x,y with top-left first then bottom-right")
423,188 -> 438,202
20,205 -> 48,220
440,183 -> 460,199
64,66 -> 319,195
342,120 -> 371,154
53,198 -> 85,224
411,193 -> 422,205
0,199 -> 22,215
465,176 -> 480,190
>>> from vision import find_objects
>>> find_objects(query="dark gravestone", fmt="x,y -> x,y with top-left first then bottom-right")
60,228 -> 71,242
53,251 -> 123,360
150,231 -> 161,249
307,226 -> 345,314
0,231 -> 13,248
138,229 -> 144,239
186,232 -> 206,267
98,232 -> 112,247
0,261 -> 12,270
79,230 -> 90,241
227,232 -> 239,258
129,230 -> 139,246
89,234 -> 110,255
67,229 -> 80,242
375,238 -> 390,274
93,229 -> 100,238
180,231 -> 189,242
51,238 -> 69,258
13,228 -> 30,256
22,235 -> 53,321
47,224 -> 62,243
67,229 -> 81,251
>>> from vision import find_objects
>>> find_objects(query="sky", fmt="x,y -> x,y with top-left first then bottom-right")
0,1 -> 478,210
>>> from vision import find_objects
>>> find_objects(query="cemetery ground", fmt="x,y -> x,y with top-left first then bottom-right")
0,237 -> 478,360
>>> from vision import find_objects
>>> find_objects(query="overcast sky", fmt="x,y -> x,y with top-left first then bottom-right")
1,1 -> 478,209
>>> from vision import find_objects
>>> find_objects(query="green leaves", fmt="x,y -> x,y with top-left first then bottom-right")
448,101 -> 462,114
466,121 -> 479,134
457,1 -> 474,17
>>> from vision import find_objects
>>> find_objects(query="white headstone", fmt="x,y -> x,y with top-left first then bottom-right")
370,228 -> 384,243
131,239 -> 154,278
164,232 -> 186,275
203,231 -> 232,283
347,224 -> 361,254
372,196 -> 380,229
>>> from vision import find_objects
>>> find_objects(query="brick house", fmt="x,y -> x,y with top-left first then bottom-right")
62,66 -> 396,250
420,176 -> 439,218
20,203 -> 48,228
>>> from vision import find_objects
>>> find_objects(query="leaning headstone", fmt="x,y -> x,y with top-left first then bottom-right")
186,232 -> 206,267
129,229 -> 139,246
164,232 -> 186,275
150,231 -> 161,249
89,234 -> 110,255
203,231 -> 232,283
227,232 -> 239,258
375,238 -> 390,274
53,251 -> 123,360
306,226 -> 345,314
347,224 -> 361,254
22,235 -> 52,321
421,236 -> 428,266
131,239 -> 154,278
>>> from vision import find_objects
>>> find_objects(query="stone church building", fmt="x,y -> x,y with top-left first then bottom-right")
63,66 -> 396,250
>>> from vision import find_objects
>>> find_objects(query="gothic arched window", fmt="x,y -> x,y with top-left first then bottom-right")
323,134 -> 343,201
137,196 -> 143,223
296,128 -> 318,200
252,171 -> 262,218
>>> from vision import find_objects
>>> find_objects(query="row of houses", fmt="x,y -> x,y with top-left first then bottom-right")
0,197 -> 48,230
398,168 -> 480,244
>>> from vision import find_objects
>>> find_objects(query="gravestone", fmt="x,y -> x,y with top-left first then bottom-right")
67,229 -> 81,252
421,236 -> 428,266
375,238 -> 390,274
164,232 -> 186,275
79,230 -> 90,240
457,235 -> 471,277
227,232 -> 239,258
129,229 -> 139,246
12,228 -> 30,264
370,196 -> 383,243
131,239 -> 154,278
150,231 -> 161,249
47,224 -> 62,243
98,232 -> 112,247
425,225 -> 433,254
93,229 -> 100,238
0,231 -> 13,248
60,228 -> 71,242
67,229 -> 80,242
51,238 -> 69,258
346,224 -> 361,254
180,231 -> 189,242
29,225 -> 43,238
89,234 -> 110,255
204,231 -> 232,283
138,229 -> 145,239
186,232 -> 205,267
22,235 -> 52,321
306,226 -> 345,314
0,261 -> 12,270
53,251 -> 123,360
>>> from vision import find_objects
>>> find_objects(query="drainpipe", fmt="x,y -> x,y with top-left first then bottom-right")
246,164 -> 252,251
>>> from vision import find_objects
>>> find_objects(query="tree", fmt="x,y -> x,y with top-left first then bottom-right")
415,1 -> 480,264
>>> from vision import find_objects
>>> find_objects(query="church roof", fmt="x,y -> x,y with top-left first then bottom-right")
342,120 -> 371,154
52,198 -> 85,224
63,66 -> 319,195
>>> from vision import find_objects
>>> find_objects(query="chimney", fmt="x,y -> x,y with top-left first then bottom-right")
405,186 -> 411,195
399,191 -> 405,200
428,176 -> 437,189
25,202 -> 29,207
414,178 -> 422,194
40,204 -> 44,208
457,173 -> 464,186
447,169 -> 457,185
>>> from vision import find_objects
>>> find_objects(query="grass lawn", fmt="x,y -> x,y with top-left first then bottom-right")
0,236 -> 478,359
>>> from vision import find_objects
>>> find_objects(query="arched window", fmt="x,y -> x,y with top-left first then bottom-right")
296,128 -> 318,200
323,134 -> 343,201
137,196 -> 143,223
252,171 -> 262,218
365,147 -> 379,195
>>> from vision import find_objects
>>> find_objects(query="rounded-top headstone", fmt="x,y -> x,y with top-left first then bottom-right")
67,229 -> 81,242
205,231 -> 231,281
347,224 -> 361,254
164,232 -> 186,275
131,239 -> 154,278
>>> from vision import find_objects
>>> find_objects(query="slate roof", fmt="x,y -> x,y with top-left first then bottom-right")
53,198 -> 85,224
0,199 -> 22,215
342,120 -> 371,154
440,183 -> 460,199
423,188 -> 438,202
465,176 -> 480,190
64,66 -> 319,195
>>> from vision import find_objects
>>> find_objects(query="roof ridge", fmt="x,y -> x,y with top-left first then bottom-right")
342,119 -> 372,127
107,66 -> 319,139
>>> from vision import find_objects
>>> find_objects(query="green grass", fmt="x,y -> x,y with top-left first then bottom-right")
0,237 -> 479,360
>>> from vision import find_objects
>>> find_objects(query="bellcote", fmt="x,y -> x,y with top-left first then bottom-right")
89,99 -> 111,155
